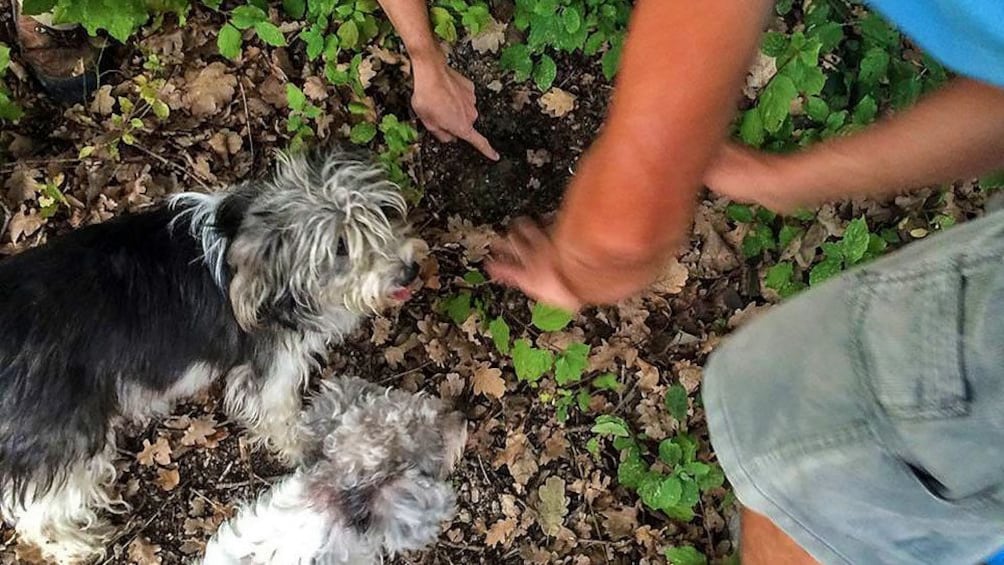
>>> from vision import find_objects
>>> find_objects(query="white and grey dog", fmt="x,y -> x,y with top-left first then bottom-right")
203,376 -> 467,564
0,152 -> 420,562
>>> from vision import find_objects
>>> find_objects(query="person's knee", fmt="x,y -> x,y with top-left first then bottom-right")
741,508 -> 820,565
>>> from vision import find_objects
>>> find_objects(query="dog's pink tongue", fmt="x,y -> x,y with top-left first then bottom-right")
392,288 -> 412,301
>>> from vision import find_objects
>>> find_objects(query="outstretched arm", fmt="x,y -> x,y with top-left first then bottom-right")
706,78 -> 1004,212
375,0 -> 498,160
489,0 -> 773,309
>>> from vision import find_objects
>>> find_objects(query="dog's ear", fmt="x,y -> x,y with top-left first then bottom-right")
368,470 -> 456,554
214,188 -> 255,241
226,208 -> 324,332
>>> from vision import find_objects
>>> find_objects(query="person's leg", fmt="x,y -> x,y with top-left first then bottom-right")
12,0 -> 102,104
742,508 -> 819,565
704,208 -> 1004,564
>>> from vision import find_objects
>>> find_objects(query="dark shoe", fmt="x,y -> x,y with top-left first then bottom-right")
13,4 -> 102,104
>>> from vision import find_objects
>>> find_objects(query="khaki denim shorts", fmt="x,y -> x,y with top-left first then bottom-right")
704,208 -> 1004,564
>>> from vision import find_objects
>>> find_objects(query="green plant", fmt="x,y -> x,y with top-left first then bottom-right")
285,84 -> 324,153
501,0 -> 630,89
664,545 -> 708,565
431,0 -> 492,42
21,0 -> 190,42
739,2 -> 947,152
0,43 -> 22,123
217,4 -> 287,59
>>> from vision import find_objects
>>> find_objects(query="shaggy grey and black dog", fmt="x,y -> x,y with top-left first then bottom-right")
0,152 -> 420,562
202,376 -> 467,564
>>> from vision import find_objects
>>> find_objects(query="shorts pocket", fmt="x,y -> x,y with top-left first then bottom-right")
853,263 -> 969,420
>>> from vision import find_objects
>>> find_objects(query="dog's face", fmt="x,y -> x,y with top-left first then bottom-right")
223,152 -> 421,332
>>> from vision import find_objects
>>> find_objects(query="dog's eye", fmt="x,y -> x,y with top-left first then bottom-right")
336,238 -> 349,256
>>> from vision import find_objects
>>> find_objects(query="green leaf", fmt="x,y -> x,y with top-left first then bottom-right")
778,225 -> 803,249
725,203 -> 754,223
859,47 -> 890,89
676,433 -> 698,463
489,317 -> 511,354
662,503 -> 696,522
591,372 -> 620,392
562,6 -> 581,34
764,262 -> 794,292
430,6 -> 457,42
21,0 -> 57,15
852,95 -> 878,125
809,256 -> 843,286
842,217 -> 870,265
254,21 -> 286,46
231,5 -> 268,29
54,0 -> 148,42
617,448 -> 646,488
664,385 -> 688,423
980,170 -> 1004,192
442,291 -> 472,325
761,31 -> 787,57
583,31 -> 606,56
532,54 -> 557,91
218,23 -> 242,60
758,75 -> 798,134
805,96 -> 829,122
555,342 -> 590,386
697,464 -> 726,491
640,474 -> 682,511
859,13 -> 900,50
774,0 -> 793,15
0,44 -> 9,75
286,83 -> 306,111
664,545 -> 708,565
585,437 -> 600,455
739,109 -> 765,147
462,270 -> 487,286
658,439 -> 682,467
299,26 -> 325,61
500,44 -> 534,82
809,21 -> 844,53
282,0 -> 306,18
337,20 -> 360,49
592,414 -> 630,438
349,122 -> 377,144
601,35 -> 624,80
576,388 -> 591,411
531,303 -> 573,332
512,339 -> 554,383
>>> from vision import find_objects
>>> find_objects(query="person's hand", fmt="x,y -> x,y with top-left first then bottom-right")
703,142 -> 798,212
411,56 -> 499,160
488,138 -> 674,310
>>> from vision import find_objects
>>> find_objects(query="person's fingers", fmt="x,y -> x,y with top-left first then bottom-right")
460,127 -> 499,160
429,127 -> 456,143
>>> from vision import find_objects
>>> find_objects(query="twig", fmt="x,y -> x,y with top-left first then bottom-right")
129,142 -> 212,192
237,77 -> 255,164
378,360 -> 434,384
438,541 -> 485,552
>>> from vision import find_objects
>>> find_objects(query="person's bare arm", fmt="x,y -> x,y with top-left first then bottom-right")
707,78 -> 1004,211
375,0 -> 498,159
489,0 -> 773,309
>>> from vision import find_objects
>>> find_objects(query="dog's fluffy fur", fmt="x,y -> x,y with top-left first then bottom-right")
0,152 -> 419,562
202,376 -> 467,564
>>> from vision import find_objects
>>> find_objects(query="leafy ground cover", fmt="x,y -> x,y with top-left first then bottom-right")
0,0 -> 998,563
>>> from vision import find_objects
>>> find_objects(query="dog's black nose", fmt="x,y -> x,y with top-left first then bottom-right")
398,262 -> 419,285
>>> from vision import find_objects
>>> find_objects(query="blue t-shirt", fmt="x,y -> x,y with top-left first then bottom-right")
867,0 -> 1004,87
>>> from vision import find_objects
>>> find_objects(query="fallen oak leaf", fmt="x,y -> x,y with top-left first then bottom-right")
136,436 -> 172,467
536,476 -> 568,537
484,517 -> 516,547
181,416 -> 218,447
539,87 -> 576,118
127,536 -> 162,565
155,467 -> 181,492
472,364 -> 505,399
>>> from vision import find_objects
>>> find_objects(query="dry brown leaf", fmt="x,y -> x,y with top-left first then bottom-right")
371,317 -> 392,346
469,18 -> 506,53
541,429 -> 568,465
155,467 -> 181,492
5,167 -> 40,203
357,57 -> 377,89
674,360 -> 704,393
511,88 -> 532,110
183,62 -> 237,117
438,372 -> 466,399
536,476 -> 568,537
181,416 -> 217,447
694,204 -> 740,273
588,338 -> 639,373
526,148 -> 552,167
90,85 -> 115,115
635,359 -> 660,391
8,209 -> 44,244
484,517 -> 516,547
649,257 -> 689,295
14,540 -> 46,564
127,536 -> 162,565
136,436 -> 172,467
493,431 -> 538,491
303,76 -> 328,101
743,51 -> 778,99
601,505 -> 639,540
384,334 -> 419,368
539,88 -> 576,118
178,539 -> 206,555
472,364 -> 505,399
